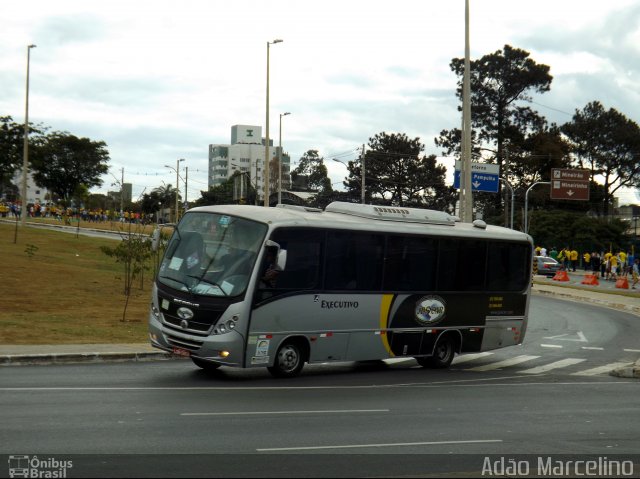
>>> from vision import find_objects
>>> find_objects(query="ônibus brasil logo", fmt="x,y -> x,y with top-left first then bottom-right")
415,295 -> 446,325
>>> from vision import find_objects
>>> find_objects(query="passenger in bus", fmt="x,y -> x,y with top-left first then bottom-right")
179,232 -> 205,274
216,220 -> 262,278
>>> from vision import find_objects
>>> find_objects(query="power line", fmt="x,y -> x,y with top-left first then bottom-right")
524,99 -> 574,117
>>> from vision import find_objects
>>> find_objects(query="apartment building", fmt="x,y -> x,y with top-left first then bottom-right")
208,125 -> 290,202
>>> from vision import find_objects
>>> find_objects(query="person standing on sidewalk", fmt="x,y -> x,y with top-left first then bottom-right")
591,252 -> 601,278
583,251 -> 591,271
632,258 -> 639,289
609,253 -> 619,281
570,248 -> 579,272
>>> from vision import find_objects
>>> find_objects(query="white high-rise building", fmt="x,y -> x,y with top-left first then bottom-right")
208,125 -> 290,203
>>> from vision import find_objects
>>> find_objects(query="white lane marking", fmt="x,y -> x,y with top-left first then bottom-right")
571,362 -> 634,376
452,352 -> 494,364
581,347 -> 604,351
623,349 -> 640,353
540,344 -> 563,348
519,358 -> 587,375
383,358 -> 415,365
181,409 -> 389,416
257,439 -> 503,452
543,331 -> 588,342
467,355 -> 540,372
0,381 -> 636,392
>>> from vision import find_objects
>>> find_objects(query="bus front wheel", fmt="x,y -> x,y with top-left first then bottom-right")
416,336 -> 456,369
268,341 -> 305,378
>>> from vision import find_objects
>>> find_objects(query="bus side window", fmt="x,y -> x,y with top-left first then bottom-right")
438,239 -> 486,291
384,235 -> 437,291
487,243 -> 530,291
325,231 -> 384,291
265,228 -> 322,290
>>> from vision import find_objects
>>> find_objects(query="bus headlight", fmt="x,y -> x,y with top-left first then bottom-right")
213,319 -> 237,335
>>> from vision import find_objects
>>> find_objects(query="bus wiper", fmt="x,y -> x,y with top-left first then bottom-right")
185,274 -> 228,297
159,274 -> 192,294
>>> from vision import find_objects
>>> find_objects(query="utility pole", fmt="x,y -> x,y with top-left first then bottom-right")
361,144 -> 366,204
184,166 -> 188,211
504,146 -> 509,228
459,0 -> 473,223
120,167 -> 124,214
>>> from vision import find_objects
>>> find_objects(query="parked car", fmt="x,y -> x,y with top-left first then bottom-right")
534,255 -> 561,277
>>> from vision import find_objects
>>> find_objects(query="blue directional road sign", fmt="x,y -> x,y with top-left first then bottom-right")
454,161 -> 500,193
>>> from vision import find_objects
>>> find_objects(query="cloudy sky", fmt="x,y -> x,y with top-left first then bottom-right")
2,0 -> 639,205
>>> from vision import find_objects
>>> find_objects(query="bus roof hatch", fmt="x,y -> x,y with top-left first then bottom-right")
324,202 -> 457,226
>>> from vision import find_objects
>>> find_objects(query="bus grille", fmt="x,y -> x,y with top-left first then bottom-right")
162,310 -> 223,334
165,333 -> 203,351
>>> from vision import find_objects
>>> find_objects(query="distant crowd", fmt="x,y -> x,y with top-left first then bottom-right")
0,202 -> 155,225
536,246 -> 639,288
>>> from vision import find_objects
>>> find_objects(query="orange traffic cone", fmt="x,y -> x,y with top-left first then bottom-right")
581,274 -> 599,286
615,276 -> 630,289
553,270 -> 570,282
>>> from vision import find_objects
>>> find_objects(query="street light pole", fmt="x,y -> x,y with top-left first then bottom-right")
20,44 -> 36,226
499,178 -> 514,229
264,39 -> 283,208
524,181 -> 550,234
278,112 -> 290,205
333,154 -> 366,204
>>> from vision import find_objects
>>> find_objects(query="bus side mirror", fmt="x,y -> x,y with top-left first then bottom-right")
265,240 -> 287,271
277,250 -> 287,271
151,228 -> 160,251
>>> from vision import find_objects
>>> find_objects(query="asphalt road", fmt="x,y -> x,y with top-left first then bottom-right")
1,296 -> 639,477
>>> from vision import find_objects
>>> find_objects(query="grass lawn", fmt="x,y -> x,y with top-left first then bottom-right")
0,221 -> 154,344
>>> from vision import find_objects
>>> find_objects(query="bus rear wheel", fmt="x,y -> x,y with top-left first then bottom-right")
268,341 -> 305,378
191,356 -> 221,372
416,336 -> 456,369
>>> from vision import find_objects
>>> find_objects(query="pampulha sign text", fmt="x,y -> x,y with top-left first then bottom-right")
453,161 -> 500,193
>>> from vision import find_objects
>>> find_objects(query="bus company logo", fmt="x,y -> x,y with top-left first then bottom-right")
415,295 -> 446,325
8,455 -> 73,478
176,307 -> 194,320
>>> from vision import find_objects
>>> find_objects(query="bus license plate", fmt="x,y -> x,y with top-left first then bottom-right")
172,347 -> 191,357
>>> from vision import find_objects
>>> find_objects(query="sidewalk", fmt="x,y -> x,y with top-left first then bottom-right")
0,281 -> 638,378
0,342 -> 174,366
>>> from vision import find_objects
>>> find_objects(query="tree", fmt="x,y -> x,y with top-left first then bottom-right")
0,116 -> 46,198
437,45 -> 554,215
193,172 -> 256,206
101,233 -> 153,322
291,150 -> 332,193
31,132 -> 109,205
561,101 -> 640,217
528,209 -> 631,254
347,132 -> 457,209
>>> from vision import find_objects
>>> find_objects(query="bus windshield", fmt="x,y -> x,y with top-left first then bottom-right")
158,212 -> 268,297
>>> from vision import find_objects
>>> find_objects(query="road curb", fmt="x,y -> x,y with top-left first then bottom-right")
0,351 -> 175,366
533,287 -> 640,317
